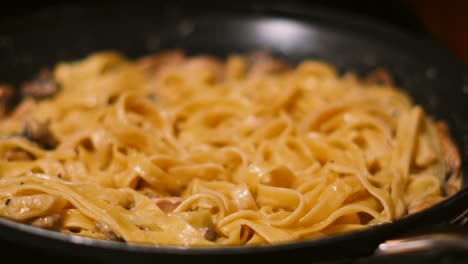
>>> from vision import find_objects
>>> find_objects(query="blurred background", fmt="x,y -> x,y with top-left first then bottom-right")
2,0 -> 467,63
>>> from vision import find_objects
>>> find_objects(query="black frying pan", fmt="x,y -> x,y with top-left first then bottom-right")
0,1 -> 467,263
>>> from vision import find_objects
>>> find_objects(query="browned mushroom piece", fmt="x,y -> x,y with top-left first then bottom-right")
246,50 -> 291,78
364,68 -> 394,86
201,226 -> 218,241
95,221 -> 125,242
435,121 -> 462,196
4,149 -> 33,161
153,197 -> 184,213
22,117 -> 58,149
21,68 -> 60,100
29,214 -> 61,231
0,84 -> 14,119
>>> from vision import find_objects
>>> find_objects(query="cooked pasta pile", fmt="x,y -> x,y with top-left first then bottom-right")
0,50 -> 460,246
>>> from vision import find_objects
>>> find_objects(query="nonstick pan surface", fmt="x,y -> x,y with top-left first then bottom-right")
0,2 -> 467,263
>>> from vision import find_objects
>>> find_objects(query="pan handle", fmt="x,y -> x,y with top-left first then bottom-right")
374,226 -> 468,256
361,209 -> 468,263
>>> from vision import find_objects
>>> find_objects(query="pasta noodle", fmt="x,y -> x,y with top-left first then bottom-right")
0,49 -> 461,246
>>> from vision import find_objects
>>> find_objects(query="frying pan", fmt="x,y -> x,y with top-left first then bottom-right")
0,1 -> 467,263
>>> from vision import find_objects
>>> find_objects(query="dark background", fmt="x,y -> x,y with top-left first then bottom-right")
2,0 -> 467,63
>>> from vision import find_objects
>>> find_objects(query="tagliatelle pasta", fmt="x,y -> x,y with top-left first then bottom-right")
0,50 -> 461,246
